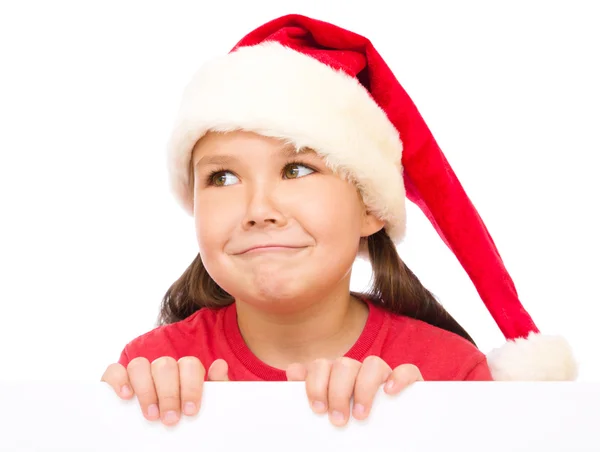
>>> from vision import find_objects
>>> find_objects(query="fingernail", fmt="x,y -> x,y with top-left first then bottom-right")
385,380 -> 395,392
163,410 -> 179,424
312,400 -> 327,413
183,402 -> 196,416
120,385 -> 131,397
147,404 -> 159,419
330,410 -> 345,425
353,403 -> 366,418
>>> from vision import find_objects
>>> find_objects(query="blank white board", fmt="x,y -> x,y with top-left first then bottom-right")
0,382 -> 598,451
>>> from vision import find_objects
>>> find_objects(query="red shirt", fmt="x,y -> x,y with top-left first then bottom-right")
118,300 -> 493,381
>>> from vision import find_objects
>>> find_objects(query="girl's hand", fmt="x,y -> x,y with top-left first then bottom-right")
286,356 -> 423,427
101,357 -> 230,426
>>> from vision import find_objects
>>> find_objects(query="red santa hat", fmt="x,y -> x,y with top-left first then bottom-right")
166,14 -> 577,381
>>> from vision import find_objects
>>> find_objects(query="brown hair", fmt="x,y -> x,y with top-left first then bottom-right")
157,228 -> 476,345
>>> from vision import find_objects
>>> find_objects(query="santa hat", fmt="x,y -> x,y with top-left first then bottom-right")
165,14 -> 577,381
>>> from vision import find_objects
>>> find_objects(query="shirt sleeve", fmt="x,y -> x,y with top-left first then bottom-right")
118,345 -> 131,368
463,357 -> 494,381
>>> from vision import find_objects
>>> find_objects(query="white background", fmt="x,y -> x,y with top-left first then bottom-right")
0,0 -> 598,382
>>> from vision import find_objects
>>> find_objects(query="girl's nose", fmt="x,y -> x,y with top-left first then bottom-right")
242,186 -> 287,230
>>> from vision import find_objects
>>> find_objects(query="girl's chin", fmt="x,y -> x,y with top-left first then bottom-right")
231,283 -> 319,310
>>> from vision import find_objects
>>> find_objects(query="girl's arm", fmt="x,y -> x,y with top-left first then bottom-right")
463,358 -> 494,381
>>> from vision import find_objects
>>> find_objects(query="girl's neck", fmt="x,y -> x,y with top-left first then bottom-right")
234,289 -> 369,370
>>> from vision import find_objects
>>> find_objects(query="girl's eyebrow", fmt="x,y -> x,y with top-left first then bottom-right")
194,154 -> 236,169
194,145 -> 313,169
279,146 -> 315,159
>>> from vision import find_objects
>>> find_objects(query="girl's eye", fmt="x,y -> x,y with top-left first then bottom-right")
210,171 -> 239,187
283,163 -> 314,179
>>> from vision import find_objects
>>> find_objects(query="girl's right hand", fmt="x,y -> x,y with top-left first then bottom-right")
101,356 -> 230,426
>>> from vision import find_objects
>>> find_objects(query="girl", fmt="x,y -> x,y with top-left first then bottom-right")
101,14 -> 576,428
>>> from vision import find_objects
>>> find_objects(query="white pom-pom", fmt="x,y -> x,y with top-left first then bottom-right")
487,332 -> 578,381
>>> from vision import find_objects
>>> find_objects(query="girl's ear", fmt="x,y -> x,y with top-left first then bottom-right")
360,210 -> 386,238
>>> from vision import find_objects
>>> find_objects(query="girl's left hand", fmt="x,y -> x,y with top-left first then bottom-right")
286,356 -> 423,427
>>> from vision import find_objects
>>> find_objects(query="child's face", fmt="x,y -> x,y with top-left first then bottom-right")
191,131 -> 384,311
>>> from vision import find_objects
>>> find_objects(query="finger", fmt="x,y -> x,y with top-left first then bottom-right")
327,357 -> 362,427
207,359 -> 230,381
101,363 -> 133,399
384,364 -> 424,395
178,357 -> 205,417
305,359 -> 332,415
151,357 -> 181,426
286,363 -> 308,381
127,357 -> 160,421
353,356 -> 392,420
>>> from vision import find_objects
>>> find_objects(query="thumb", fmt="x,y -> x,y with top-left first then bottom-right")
207,359 -> 230,381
